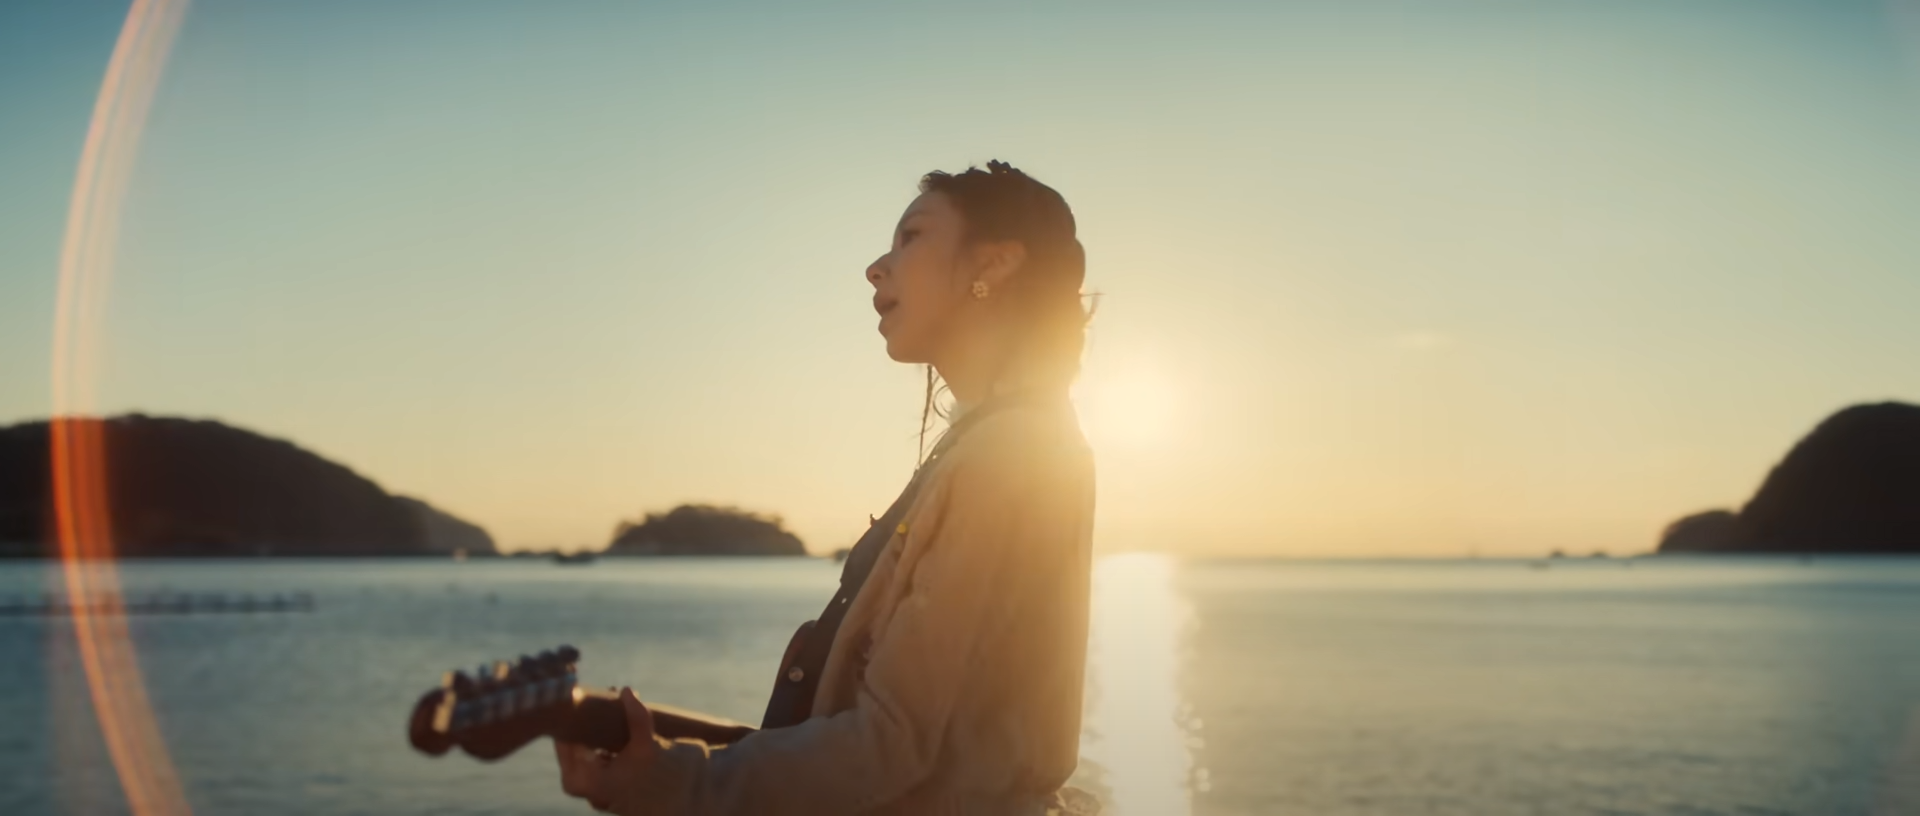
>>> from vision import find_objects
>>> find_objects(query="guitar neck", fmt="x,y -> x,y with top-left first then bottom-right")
408,646 -> 763,761
559,689 -> 758,751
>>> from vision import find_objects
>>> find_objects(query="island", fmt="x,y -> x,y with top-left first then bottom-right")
1658,402 -> 1920,554
606,504 -> 807,556
0,414 -> 495,557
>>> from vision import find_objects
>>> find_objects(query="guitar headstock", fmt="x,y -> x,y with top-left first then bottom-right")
408,645 -> 587,760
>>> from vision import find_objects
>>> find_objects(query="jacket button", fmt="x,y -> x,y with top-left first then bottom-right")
787,667 -> 806,683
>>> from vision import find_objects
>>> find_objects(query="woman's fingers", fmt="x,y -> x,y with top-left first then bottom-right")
554,740 -> 582,797
618,687 -> 654,751
553,739 -> 605,800
554,690 -> 662,814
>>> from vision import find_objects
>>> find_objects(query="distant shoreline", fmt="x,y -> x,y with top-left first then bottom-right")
0,549 -> 827,560
4,551 -> 1915,564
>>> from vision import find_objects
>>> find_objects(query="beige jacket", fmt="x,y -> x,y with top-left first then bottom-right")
629,403 -> 1096,815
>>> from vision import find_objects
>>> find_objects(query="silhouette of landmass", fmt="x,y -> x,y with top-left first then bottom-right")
1659,402 -> 1920,554
394,495 -> 497,556
0,415 -> 494,557
606,504 -> 807,556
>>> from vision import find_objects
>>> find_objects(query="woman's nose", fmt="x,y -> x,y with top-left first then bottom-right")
866,255 -> 888,287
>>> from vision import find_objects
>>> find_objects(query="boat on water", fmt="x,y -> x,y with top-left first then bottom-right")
551,551 -> 597,565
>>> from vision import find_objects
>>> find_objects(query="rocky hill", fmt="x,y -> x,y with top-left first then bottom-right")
1659,402 -> 1920,554
606,504 -> 806,556
0,415 -> 494,557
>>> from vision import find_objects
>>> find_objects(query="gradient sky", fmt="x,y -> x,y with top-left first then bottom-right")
3,0 -> 1918,556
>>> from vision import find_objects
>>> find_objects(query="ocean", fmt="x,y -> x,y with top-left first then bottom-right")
2,555 -> 1918,816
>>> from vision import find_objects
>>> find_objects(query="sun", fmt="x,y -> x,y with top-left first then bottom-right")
1073,366 -> 1180,449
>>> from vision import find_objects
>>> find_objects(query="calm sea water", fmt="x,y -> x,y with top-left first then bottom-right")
2,556 -> 1918,816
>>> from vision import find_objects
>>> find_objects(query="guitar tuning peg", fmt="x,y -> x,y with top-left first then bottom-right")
491,660 -> 512,683
557,644 -> 580,664
449,670 -> 475,695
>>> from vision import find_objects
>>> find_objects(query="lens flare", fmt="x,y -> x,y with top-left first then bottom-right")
50,1 -> 194,815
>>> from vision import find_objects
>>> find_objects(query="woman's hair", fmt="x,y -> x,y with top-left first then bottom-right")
915,160 -> 1090,460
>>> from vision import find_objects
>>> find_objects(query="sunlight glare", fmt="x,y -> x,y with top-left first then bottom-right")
1081,552 -> 1199,816
1074,367 -> 1180,450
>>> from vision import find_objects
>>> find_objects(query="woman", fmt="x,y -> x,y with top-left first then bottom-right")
554,161 -> 1098,815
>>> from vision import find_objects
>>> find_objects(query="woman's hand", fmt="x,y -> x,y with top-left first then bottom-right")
554,687 -> 662,813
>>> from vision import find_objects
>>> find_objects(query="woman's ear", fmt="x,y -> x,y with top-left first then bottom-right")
970,240 -> 1027,292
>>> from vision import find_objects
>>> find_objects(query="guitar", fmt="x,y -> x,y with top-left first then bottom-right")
407,643 -> 1107,816
406,645 -> 757,760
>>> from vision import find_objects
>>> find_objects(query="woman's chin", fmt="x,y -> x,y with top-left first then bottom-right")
881,337 -> 927,365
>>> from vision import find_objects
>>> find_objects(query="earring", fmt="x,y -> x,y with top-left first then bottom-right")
971,280 -> 990,300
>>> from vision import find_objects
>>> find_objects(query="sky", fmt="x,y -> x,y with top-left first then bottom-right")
2,0 -> 1918,556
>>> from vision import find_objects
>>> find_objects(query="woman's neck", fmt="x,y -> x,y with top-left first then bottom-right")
932,335 -> 1004,407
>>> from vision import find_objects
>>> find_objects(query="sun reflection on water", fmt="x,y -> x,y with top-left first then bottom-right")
1081,552 -> 1200,816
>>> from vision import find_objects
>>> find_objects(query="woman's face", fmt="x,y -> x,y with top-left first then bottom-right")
867,191 -> 973,364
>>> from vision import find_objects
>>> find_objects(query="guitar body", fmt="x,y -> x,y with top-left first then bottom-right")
758,620 -> 818,729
